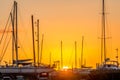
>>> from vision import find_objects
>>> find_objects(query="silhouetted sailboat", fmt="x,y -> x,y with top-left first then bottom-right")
0,1 -> 54,80
89,0 -> 120,80
97,0 -> 119,70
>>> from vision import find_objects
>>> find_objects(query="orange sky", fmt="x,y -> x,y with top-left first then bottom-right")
0,0 -> 120,68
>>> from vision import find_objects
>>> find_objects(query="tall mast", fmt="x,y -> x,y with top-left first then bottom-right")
75,41 -> 77,68
31,15 -> 36,66
40,34 -> 44,64
61,41 -> 63,69
15,1 -> 19,67
37,19 -> 40,66
10,1 -> 18,66
101,0 -> 106,63
81,36 -> 84,68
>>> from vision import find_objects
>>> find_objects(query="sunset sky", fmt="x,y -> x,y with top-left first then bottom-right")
0,0 -> 120,68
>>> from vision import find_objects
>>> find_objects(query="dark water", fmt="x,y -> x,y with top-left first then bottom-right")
2,70 -> 120,80
50,70 -> 89,80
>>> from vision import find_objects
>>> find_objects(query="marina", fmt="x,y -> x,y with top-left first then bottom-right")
0,0 -> 120,80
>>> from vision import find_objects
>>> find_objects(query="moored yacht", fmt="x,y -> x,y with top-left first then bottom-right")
0,1 -> 54,80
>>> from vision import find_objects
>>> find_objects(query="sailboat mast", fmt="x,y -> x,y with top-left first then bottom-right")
10,1 -> 19,66
81,36 -> 84,68
31,15 -> 36,66
11,1 -> 19,66
37,19 -> 40,66
101,0 -> 106,63
75,41 -> 77,68
15,1 -> 19,67
61,41 -> 63,69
